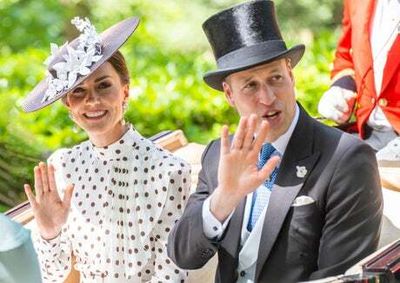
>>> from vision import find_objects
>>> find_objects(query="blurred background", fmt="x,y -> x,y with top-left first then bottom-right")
0,0 -> 343,211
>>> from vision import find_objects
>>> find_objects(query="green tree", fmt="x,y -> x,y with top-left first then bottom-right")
0,0 -> 343,211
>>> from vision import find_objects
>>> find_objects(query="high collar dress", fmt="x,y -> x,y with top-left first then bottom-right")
33,126 -> 191,282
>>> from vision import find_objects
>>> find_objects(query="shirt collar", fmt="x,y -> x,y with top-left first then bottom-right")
271,104 -> 300,156
91,124 -> 142,161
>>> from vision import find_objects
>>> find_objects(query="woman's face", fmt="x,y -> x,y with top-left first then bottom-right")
64,62 -> 129,146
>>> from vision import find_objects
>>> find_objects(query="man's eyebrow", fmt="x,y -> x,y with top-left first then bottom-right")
241,75 -> 254,84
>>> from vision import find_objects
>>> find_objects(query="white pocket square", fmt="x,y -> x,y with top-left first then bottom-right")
292,196 -> 315,207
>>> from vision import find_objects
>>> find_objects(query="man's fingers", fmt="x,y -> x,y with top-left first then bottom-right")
259,155 -> 281,179
220,125 -> 230,155
231,116 -> 248,150
24,184 -> 38,209
343,90 -> 357,101
333,109 -> 350,124
242,114 -> 256,150
253,120 -> 269,151
63,184 -> 75,208
333,93 -> 349,113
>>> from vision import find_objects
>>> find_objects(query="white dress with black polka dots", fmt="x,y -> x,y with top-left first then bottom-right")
33,126 -> 191,282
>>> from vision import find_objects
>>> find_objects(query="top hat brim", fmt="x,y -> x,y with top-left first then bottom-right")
203,44 -> 305,91
22,17 -> 140,113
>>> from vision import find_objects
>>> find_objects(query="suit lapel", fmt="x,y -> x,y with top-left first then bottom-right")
255,106 -> 320,280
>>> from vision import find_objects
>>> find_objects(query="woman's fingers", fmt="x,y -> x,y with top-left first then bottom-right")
24,184 -> 38,209
39,162 -> 50,193
34,165 -> 44,197
48,164 -> 57,192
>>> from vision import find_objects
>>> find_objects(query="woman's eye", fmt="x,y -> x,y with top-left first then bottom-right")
98,82 -> 111,89
70,87 -> 85,97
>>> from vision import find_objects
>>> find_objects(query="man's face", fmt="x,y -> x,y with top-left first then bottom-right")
223,58 -> 297,143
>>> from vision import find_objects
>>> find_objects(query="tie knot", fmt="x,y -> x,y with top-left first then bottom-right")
258,143 -> 276,168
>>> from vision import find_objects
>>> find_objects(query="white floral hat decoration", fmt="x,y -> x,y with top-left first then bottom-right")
22,16 -> 139,112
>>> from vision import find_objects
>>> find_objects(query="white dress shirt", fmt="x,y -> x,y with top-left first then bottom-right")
368,0 -> 400,130
202,104 -> 300,282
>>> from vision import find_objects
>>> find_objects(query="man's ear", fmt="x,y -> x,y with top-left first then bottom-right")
222,81 -> 235,107
286,59 -> 295,84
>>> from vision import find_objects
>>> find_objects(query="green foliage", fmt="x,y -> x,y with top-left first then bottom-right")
0,0 -> 341,210
274,0 -> 343,32
293,29 -> 340,117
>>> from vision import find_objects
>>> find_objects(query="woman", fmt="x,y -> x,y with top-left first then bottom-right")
22,16 -> 191,282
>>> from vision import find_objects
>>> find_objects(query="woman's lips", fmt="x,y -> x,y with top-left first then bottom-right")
83,110 -> 108,119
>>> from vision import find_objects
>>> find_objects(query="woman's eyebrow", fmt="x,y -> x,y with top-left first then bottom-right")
94,75 -> 111,83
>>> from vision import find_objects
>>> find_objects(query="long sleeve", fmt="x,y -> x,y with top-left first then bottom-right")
331,0 -> 356,82
150,165 -> 191,282
32,149 -> 74,282
309,141 -> 383,279
202,196 -> 234,240
168,141 -> 219,270
32,229 -> 72,282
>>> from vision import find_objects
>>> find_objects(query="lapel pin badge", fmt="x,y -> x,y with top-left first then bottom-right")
296,166 -> 307,178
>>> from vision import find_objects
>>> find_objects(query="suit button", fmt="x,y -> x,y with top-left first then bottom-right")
371,97 -> 376,104
378,98 -> 388,107
240,270 -> 246,277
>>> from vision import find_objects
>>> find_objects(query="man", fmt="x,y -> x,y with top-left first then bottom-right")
168,1 -> 383,282
318,0 -> 400,164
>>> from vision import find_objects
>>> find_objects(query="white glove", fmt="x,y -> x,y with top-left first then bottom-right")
318,86 -> 357,124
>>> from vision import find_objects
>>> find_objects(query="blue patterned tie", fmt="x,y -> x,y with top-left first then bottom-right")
247,143 -> 279,231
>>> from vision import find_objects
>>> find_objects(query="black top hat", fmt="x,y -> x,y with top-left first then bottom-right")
202,0 -> 305,91
22,17 -> 140,112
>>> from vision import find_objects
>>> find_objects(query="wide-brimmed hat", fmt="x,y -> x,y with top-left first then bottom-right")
22,17 -> 140,112
202,0 -> 305,91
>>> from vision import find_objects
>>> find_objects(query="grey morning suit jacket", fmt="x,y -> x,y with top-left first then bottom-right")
168,105 -> 383,283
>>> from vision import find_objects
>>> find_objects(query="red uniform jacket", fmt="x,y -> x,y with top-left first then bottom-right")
331,0 -> 400,138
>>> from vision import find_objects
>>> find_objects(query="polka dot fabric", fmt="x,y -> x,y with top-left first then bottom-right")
32,126 -> 191,282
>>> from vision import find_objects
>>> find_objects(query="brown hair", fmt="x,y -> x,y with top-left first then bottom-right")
62,50 -> 130,104
108,50 -> 130,85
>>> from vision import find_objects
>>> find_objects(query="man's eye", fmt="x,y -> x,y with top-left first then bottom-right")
244,82 -> 257,89
272,75 -> 283,81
